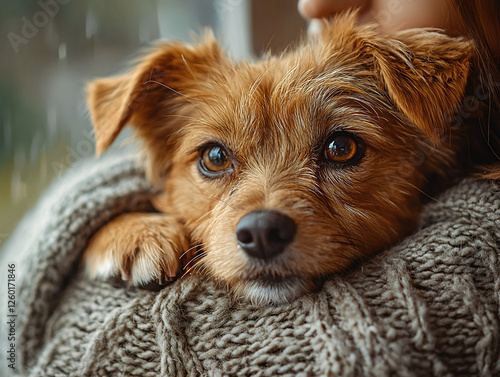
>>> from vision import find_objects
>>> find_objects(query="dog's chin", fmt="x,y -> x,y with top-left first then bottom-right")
234,274 -> 319,305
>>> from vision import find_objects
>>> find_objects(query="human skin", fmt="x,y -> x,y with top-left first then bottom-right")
298,0 -> 463,35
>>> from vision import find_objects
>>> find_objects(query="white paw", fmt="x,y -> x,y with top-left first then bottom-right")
83,213 -> 189,286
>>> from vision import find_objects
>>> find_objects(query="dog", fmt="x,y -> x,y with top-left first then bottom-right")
83,13 -> 474,304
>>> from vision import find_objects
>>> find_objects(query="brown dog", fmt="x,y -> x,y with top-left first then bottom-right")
83,13 -> 474,304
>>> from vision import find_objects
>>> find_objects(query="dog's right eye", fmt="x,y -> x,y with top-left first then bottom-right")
199,145 -> 232,177
323,131 -> 364,166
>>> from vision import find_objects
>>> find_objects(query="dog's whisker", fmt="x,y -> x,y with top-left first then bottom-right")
180,57 -> 222,118
404,181 -> 443,204
182,252 -> 207,271
179,243 -> 204,260
335,220 -> 365,250
190,207 -> 220,224
144,79 -> 212,119
183,253 -> 208,275
183,175 -> 238,211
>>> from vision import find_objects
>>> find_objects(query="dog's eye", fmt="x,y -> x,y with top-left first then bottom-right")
199,145 -> 232,175
324,132 -> 363,164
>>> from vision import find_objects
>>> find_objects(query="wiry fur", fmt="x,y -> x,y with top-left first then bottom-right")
83,13 -> 474,304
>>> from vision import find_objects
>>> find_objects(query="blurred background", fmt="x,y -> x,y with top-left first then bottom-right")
0,0 -> 306,245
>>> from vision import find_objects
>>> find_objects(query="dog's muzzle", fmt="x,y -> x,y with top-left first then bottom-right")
235,210 -> 296,260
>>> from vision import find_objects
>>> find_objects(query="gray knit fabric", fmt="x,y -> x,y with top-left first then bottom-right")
1,152 -> 500,377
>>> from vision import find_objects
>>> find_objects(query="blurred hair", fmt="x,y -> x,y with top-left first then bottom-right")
448,0 -> 500,167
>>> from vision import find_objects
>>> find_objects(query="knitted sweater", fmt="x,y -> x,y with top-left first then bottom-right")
1,152 -> 499,377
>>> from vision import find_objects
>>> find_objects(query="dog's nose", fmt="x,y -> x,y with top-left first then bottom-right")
236,210 -> 296,260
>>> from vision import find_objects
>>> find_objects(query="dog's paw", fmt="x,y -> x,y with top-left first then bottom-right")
83,213 -> 190,287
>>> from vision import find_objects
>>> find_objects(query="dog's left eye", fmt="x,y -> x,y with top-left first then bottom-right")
199,145 -> 232,176
324,132 -> 364,165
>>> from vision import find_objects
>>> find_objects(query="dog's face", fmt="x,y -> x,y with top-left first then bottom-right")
88,14 -> 473,303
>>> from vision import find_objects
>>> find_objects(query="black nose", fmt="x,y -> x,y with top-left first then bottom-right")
235,210 -> 296,260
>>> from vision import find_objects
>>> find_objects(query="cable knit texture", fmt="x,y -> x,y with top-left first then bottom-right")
1,153 -> 500,376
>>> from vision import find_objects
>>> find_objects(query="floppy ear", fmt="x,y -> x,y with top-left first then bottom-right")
87,74 -> 135,154
86,32 -> 224,154
318,13 -> 475,144
371,30 -> 475,143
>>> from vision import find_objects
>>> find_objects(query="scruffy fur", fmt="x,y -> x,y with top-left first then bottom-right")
83,14 -> 474,304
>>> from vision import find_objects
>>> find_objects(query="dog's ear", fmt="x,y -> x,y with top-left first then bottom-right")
371,30 -> 475,143
318,13 -> 474,144
87,32 -> 224,154
87,74 -> 133,154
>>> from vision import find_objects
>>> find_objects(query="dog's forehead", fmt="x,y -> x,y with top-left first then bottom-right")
191,55 -> 382,153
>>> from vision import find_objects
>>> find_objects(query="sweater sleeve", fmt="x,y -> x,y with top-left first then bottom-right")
2,153 -> 499,377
